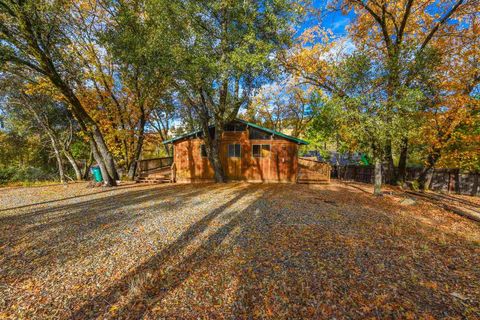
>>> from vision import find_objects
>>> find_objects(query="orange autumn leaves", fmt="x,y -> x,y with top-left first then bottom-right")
287,0 -> 479,170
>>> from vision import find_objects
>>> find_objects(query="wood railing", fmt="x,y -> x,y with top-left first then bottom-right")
137,157 -> 173,174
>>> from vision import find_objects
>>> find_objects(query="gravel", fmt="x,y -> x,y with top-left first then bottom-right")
0,182 -> 479,319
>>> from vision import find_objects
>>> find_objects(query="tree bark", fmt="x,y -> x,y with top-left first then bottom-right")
164,144 -> 172,157
49,135 -> 66,183
396,138 -> 408,184
83,150 -> 93,180
24,100 -> 66,183
205,125 -> 226,183
28,28 -> 118,186
374,157 -> 383,196
418,151 -> 440,190
127,117 -> 147,180
384,140 -> 395,185
64,149 -> 82,181
89,138 -> 115,186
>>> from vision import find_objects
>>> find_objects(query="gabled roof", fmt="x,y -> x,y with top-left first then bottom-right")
162,126 -> 214,145
163,119 -> 309,145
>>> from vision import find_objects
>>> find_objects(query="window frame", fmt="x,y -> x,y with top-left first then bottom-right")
224,123 -> 246,132
248,127 -> 272,140
252,144 -> 271,158
228,144 -> 241,158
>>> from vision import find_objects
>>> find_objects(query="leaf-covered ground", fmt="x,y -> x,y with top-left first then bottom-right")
0,182 -> 479,319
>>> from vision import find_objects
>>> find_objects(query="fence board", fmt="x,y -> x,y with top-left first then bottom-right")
333,165 -> 479,196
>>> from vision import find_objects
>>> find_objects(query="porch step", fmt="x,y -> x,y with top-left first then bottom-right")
297,179 -> 330,184
139,174 -> 170,179
136,177 -> 172,184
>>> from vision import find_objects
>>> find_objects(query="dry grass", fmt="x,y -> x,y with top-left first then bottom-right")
0,181 -> 479,319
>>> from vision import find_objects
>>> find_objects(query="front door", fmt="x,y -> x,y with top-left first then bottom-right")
225,143 -> 242,180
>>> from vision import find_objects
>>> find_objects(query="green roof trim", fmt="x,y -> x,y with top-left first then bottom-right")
235,119 -> 309,145
162,119 -> 309,145
162,129 -> 203,144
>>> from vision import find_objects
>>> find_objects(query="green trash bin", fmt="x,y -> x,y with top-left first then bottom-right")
91,166 -> 103,182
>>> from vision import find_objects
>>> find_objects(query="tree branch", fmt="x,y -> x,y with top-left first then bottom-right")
397,0 -> 414,45
420,0 -> 465,51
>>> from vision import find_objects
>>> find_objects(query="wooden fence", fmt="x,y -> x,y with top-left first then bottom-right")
297,157 -> 331,183
137,157 -> 173,174
333,165 -> 479,195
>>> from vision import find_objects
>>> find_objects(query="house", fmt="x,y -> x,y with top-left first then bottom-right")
162,119 -> 311,183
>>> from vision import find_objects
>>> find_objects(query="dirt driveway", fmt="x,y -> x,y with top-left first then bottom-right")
0,182 -> 479,319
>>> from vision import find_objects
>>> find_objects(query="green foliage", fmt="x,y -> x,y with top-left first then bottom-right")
0,167 -> 15,184
306,47 -> 436,164
148,0 -> 302,119
0,166 -> 56,184
410,180 -> 420,192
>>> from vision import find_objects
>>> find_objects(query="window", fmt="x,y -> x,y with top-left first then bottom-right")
200,144 -> 207,157
224,123 -> 246,132
228,144 -> 241,157
249,127 -> 271,140
252,144 -> 270,158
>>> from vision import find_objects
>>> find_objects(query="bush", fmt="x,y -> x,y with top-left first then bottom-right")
0,166 -> 56,184
0,167 -> 16,184
410,180 -> 420,191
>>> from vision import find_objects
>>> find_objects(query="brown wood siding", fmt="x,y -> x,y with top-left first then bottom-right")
173,130 -> 299,183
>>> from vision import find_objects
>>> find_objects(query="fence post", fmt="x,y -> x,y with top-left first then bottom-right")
447,170 -> 454,194
472,172 -> 479,196
454,169 -> 460,194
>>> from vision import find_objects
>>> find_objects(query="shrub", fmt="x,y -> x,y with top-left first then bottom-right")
0,167 -> 16,184
0,166 -> 56,184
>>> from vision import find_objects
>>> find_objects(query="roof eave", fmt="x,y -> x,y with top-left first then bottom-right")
162,120 -> 309,145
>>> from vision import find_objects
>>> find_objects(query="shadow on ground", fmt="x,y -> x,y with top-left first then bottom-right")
1,183 -> 479,319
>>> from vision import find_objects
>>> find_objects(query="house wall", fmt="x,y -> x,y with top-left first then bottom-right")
173,131 -> 299,183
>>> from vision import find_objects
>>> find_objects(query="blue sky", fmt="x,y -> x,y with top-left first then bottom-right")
298,1 -> 356,37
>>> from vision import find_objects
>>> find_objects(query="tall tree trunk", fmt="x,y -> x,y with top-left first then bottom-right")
90,127 -> 118,184
396,138 -> 408,185
83,150 -> 93,180
163,143 -> 172,157
418,151 -> 440,190
49,135 -> 66,183
385,140 -> 395,185
202,123 -> 226,183
64,149 -> 82,181
209,139 -> 225,182
127,118 -> 147,180
89,138 -> 115,186
374,157 -> 383,196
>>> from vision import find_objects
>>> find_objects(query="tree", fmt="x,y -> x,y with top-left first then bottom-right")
286,25 -> 436,194
100,0 -> 180,179
414,12 -> 480,189
329,0 -> 478,184
145,0 -> 304,182
285,0 -> 479,193
149,95 -> 177,156
0,0 -> 119,185
245,79 -> 315,138
0,76 -> 86,182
